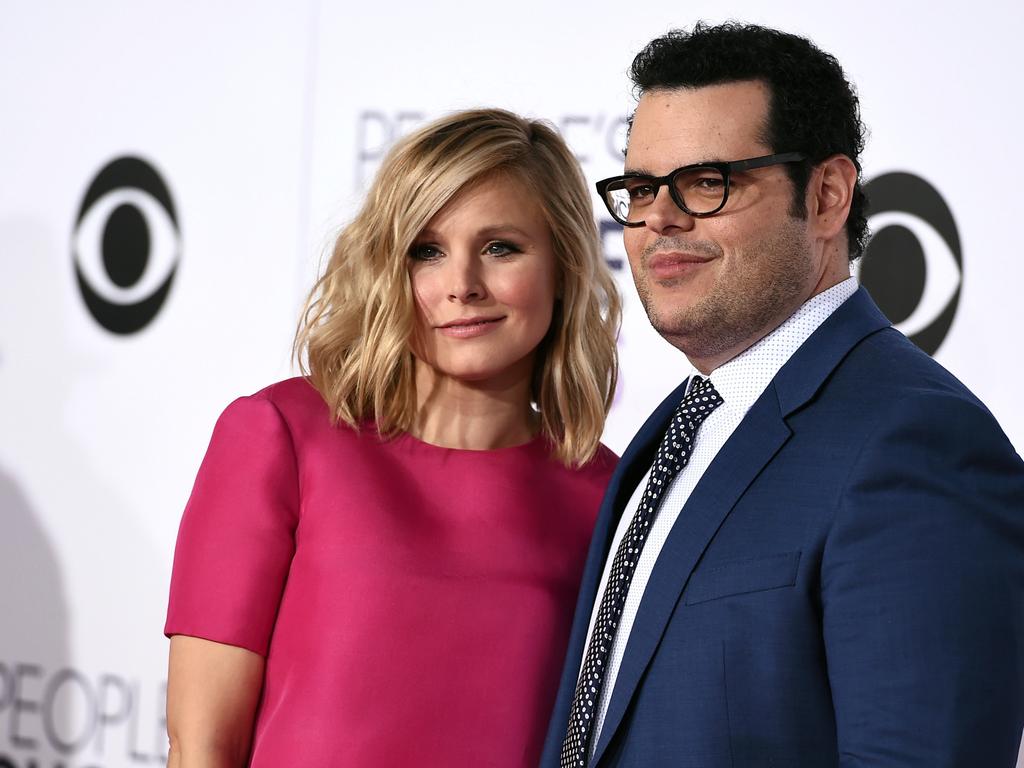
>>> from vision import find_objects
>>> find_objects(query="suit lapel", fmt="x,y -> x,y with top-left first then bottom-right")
541,379 -> 691,766
590,385 -> 791,764
590,287 -> 891,765
583,377 -> 693,616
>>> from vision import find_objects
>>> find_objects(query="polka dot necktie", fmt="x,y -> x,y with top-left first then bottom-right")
560,376 -> 723,767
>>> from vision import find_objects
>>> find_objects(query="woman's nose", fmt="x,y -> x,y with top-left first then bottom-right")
445,254 -> 486,303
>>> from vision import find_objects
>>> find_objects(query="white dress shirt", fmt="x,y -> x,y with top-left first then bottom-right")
584,277 -> 859,756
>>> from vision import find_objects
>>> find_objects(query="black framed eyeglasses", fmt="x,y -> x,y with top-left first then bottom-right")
596,152 -> 807,227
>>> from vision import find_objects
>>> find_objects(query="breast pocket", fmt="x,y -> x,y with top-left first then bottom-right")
683,551 -> 802,605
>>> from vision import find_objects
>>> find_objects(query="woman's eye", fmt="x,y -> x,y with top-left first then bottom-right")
410,244 -> 442,261
485,241 -> 520,257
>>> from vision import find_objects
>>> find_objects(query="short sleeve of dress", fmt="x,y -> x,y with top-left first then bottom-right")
164,394 -> 299,656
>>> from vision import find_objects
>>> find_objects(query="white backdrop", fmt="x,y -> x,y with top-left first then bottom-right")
2,2 -> 1022,766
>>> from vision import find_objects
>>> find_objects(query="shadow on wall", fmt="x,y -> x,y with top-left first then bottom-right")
1,203 -> 174,766
0,465 -> 72,764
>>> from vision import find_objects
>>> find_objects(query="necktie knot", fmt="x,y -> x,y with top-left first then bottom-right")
653,376 -> 723,481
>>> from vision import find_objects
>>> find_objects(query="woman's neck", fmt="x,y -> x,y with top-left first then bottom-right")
410,362 -> 538,450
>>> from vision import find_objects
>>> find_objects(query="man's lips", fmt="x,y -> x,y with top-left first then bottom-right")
647,251 -> 714,279
436,316 -> 506,337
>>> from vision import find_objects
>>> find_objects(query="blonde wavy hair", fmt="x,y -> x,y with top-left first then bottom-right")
295,108 -> 620,466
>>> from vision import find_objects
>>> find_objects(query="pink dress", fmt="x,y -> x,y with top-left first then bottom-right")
165,377 -> 615,767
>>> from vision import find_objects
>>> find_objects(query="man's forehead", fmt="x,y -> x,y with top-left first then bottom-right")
625,81 -> 772,167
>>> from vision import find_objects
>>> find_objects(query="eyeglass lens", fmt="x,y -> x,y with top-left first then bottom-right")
606,166 -> 726,223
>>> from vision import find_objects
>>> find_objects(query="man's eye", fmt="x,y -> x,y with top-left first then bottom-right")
692,176 -> 724,188
410,244 -> 442,261
625,182 -> 656,201
694,175 -> 725,189
680,173 -> 726,199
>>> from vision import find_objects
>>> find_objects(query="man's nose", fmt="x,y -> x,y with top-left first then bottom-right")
642,186 -> 697,235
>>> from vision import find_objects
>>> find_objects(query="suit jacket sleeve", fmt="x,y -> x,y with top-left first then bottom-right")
822,391 -> 1024,766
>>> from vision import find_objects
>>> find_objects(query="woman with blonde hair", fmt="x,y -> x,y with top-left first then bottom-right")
164,108 -> 620,767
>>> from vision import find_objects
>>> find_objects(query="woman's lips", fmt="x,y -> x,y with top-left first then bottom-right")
437,316 -> 506,338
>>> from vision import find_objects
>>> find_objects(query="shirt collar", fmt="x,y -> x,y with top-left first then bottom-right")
690,277 -> 859,413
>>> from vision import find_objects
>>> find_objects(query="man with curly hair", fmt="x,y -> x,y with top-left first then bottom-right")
544,22 -> 1024,767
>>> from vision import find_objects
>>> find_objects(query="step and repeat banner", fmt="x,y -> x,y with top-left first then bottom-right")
2,2 -> 1022,766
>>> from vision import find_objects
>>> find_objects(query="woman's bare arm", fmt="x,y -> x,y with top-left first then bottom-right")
166,635 -> 265,768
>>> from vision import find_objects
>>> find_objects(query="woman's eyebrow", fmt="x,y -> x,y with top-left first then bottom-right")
476,225 -> 532,239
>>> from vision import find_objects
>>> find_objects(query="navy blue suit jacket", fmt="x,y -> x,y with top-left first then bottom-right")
541,288 -> 1024,767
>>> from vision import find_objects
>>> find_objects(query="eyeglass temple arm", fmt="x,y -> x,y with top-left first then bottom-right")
729,152 -> 807,173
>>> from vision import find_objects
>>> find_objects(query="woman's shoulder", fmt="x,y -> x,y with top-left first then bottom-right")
226,377 -> 329,422
593,442 -> 619,467
214,377 -> 348,445
244,376 -> 324,409
536,440 -> 618,487
514,441 -> 616,512
581,442 -> 618,481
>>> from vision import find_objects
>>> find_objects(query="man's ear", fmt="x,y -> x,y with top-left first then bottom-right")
808,154 -> 857,241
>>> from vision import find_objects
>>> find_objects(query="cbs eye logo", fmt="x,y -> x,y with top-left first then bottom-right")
858,172 -> 961,356
72,156 -> 180,335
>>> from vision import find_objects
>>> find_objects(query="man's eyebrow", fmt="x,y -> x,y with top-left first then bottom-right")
622,166 -> 657,176
623,158 -> 732,176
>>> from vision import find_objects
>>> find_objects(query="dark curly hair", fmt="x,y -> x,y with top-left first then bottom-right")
630,22 -> 868,260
